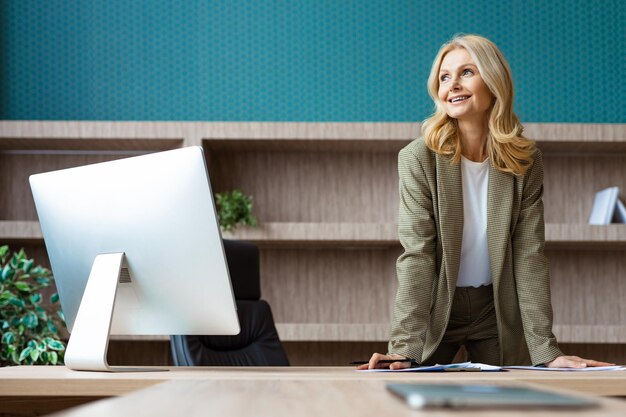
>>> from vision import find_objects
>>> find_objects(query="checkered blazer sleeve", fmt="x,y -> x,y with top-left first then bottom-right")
512,149 -> 563,365
388,145 -> 437,362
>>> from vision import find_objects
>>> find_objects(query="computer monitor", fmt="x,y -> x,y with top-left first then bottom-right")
29,146 -> 240,372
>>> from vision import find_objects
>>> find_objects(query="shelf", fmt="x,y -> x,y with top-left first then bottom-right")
222,223 -> 398,247
545,224 -> 626,249
1,121 -> 624,154
58,325 -> 626,344
0,221 -> 43,243
221,223 -> 626,249
225,223 -> 626,248
4,221 -> 626,249
273,323 -> 626,343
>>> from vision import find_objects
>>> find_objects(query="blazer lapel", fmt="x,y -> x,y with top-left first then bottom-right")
436,154 -> 463,293
487,165 -> 514,291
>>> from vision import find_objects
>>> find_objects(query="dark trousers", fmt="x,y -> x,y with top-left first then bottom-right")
423,284 -> 500,366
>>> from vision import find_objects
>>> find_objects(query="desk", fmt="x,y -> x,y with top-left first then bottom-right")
1,366 -> 626,416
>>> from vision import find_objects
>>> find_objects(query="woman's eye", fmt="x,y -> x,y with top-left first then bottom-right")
462,69 -> 474,76
440,74 -> 450,82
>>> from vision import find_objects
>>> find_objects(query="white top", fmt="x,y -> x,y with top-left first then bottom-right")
457,156 -> 492,287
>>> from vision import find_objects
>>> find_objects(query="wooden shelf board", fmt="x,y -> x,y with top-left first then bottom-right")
274,323 -> 626,343
84,325 -> 626,344
545,224 -> 626,248
4,221 -> 626,248
0,137 -> 183,152
1,121 -> 624,152
0,221 -> 43,242
222,223 -> 398,247
223,223 -> 626,248
553,325 -> 626,344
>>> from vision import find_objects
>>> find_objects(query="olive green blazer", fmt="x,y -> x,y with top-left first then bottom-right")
388,138 -> 563,366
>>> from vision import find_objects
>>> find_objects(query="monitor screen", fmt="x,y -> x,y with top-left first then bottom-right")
30,146 -> 239,371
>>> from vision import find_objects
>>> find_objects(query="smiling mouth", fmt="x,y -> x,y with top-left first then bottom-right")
449,96 -> 470,103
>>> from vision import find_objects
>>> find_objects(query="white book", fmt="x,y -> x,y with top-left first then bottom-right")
588,187 -> 619,225
614,198 -> 626,224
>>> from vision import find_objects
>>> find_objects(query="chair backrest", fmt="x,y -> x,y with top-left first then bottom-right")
170,240 -> 289,366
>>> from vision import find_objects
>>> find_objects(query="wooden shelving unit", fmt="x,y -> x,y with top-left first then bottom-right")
1,121 -> 625,365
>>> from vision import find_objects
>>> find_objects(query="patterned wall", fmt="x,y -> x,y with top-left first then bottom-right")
1,0 -> 624,122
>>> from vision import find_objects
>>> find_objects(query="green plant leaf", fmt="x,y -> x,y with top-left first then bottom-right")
22,312 -> 38,329
50,293 -> 59,303
45,339 -> 65,351
1,332 -> 14,344
35,277 -> 50,286
14,281 -> 32,293
21,259 -> 34,273
27,339 -> 38,349
36,308 -> 48,321
0,245 -> 8,259
9,297 -> 25,308
18,347 -> 32,362
30,348 -> 39,362
47,320 -> 57,334
0,290 -> 14,299
49,351 -> 58,365
30,293 -> 42,304
1,265 -> 13,281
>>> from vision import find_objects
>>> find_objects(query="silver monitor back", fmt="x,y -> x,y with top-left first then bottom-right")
30,146 -> 239,337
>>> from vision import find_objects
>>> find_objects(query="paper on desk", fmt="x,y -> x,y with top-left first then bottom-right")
503,365 -> 626,371
357,361 -> 502,372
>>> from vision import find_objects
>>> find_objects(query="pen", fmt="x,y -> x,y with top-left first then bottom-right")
350,359 -> 420,366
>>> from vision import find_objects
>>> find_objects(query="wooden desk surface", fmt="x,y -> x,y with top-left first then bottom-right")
1,366 -> 626,397
48,378 -> 626,417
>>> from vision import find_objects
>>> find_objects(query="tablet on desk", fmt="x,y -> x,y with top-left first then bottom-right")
387,383 -> 599,410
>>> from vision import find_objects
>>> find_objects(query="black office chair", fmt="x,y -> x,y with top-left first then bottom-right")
170,240 -> 289,366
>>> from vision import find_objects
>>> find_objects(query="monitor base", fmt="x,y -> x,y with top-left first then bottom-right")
63,253 -> 166,372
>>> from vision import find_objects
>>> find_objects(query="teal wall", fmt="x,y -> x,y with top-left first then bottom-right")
1,0 -> 624,122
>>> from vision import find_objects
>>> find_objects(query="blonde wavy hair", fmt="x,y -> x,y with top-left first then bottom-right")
422,34 -> 535,176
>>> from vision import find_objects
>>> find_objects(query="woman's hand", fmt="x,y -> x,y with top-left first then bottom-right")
356,353 -> 412,370
545,355 -> 615,369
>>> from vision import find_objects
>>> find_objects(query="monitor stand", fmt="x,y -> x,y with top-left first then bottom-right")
64,252 -> 167,372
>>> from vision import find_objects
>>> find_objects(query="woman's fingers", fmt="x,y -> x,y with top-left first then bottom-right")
548,355 -> 616,368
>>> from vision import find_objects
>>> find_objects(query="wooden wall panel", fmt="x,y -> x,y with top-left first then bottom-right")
543,155 -> 626,223
548,250 -> 626,326
0,153 -> 136,220
207,150 -> 400,223
260,248 -> 401,324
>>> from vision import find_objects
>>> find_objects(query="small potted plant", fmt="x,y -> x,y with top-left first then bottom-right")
215,189 -> 258,232
0,245 -> 66,366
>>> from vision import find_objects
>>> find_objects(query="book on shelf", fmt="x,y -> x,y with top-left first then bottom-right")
616,199 -> 626,224
588,186 -> 626,225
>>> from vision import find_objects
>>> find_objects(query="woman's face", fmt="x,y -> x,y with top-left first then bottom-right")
437,48 -> 494,123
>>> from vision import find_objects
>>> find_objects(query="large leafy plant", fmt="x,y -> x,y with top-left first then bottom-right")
0,245 -> 66,366
215,189 -> 258,232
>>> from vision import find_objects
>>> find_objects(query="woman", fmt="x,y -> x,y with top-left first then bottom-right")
359,34 -> 612,370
